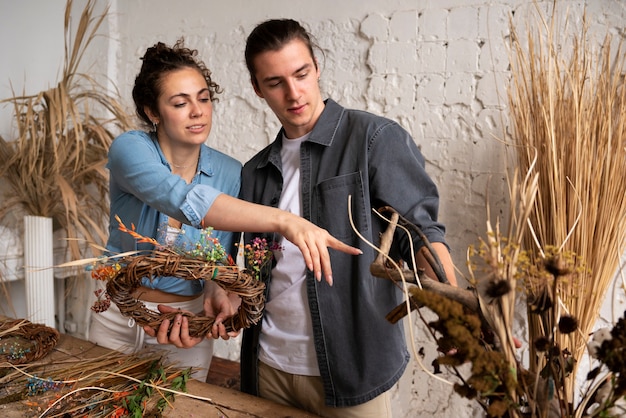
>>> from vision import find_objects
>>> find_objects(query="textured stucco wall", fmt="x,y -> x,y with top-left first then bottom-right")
2,0 -> 626,416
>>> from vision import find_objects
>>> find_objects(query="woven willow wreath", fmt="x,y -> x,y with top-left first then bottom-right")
0,319 -> 60,364
101,250 -> 266,337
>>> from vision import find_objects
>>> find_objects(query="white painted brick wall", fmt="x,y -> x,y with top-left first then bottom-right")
2,1 -> 625,416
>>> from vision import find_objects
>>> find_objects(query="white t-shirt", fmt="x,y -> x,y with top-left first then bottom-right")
258,132 -> 320,376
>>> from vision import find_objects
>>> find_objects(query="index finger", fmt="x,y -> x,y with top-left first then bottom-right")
326,236 -> 362,256
324,236 -> 362,283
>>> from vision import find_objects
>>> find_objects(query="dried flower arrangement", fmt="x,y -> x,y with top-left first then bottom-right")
1,220 -> 278,416
365,3 -> 626,417
81,216 -> 275,336
505,1 -> 626,414
371,188 -> 626,417
237,237 -> 283,281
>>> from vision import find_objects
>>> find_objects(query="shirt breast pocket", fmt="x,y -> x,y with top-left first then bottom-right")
316,172 -> 369,240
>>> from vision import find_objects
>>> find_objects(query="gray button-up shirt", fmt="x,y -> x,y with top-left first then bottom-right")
240,99 -> 449,407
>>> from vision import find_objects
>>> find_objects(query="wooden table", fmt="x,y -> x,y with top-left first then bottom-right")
0,330 -> 320,418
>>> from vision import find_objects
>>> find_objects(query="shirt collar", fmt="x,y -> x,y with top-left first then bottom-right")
197,145 -> 214,177
269,99 -> 345,156
151,132 -> 214,177
260,99 -> 345,169
305,98 -> 344,146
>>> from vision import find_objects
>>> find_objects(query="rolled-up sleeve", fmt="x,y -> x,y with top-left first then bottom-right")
180,185 -> 221,227
108,131 -> 222,228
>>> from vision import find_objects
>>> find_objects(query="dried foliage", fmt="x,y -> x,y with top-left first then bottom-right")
436,3 -> 626,416
463,167 -> 539,416
368,3 -> 626,417
508,2 -> 626,409
0,347 -> 192,417
0,0 -> 133,260
375,178 -> 626,417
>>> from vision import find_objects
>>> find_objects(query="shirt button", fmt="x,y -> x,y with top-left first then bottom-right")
270,197 -> 279,205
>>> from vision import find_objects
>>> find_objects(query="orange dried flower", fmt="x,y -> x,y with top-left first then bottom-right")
91,263 -> 121,281
115,214 -> 159,246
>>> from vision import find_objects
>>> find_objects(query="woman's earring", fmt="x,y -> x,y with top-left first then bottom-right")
152,121 -> 158,132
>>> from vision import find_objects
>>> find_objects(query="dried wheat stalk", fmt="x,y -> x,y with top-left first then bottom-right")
508,4 -> 626,402
0,0 -> 133,261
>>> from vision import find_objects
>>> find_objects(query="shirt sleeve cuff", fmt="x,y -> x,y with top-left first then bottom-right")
181,185 -> 222,228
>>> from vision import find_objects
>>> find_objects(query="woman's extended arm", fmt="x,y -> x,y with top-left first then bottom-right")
204,193 -> 361,285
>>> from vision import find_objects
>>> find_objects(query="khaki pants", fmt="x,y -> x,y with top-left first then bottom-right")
258,361 -> 392,418
88,294 -> 214,382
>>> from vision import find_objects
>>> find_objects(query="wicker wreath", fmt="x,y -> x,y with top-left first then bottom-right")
0,319 -> 60,364
103,250 -> 266,337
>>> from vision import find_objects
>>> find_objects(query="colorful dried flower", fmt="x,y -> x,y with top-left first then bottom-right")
115,215 -> 159,246
0,340 -> 31,361
26,376 -> 61,396
90,263 -> 121,281
182,226 -> 226,262
238,237 -> 282,280
91,288 -> 112,313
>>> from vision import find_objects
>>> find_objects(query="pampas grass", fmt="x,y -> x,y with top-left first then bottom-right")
0,0 -> 132,261
508,2 -> 626,406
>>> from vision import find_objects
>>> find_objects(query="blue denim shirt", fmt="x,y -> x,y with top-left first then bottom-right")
107,130 -> 241,295
240,99 -> 449,407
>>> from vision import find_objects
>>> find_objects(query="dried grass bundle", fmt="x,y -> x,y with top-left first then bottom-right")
0,348 -> 191,417
0,0 -> 133,260
508,3 -> 626,402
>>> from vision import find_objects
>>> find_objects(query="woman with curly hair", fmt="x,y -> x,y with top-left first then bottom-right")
88,39 -> 359,382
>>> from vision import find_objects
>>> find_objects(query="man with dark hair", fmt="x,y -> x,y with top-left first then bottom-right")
239,18 -> 457,417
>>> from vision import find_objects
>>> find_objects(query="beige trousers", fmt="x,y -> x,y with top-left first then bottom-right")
258,361 -> 392,418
